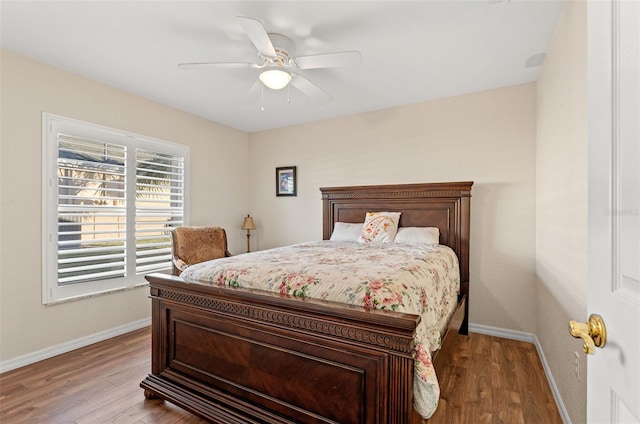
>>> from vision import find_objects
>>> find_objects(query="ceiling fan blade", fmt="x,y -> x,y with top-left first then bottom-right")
237,16 -> 276,58
178,62 -> 256,70
290,75 -> 333,105
294,51 -> 362,70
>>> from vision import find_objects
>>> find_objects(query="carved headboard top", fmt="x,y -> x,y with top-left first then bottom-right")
320,182 -> 473,283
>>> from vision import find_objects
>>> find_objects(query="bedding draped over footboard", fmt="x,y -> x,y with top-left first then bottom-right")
180,240 -> 460,418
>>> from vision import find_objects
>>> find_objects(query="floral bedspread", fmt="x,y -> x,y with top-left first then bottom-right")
181,240 -> 460,419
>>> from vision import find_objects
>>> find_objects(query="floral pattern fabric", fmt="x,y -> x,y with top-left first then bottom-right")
181,241 -> 460,419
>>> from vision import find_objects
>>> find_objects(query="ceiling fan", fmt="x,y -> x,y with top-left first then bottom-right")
178,16 -> 363,105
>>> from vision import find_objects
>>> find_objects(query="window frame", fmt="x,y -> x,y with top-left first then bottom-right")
42,113 -> 190,304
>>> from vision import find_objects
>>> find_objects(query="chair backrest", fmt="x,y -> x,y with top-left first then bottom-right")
170,226 -> 230,275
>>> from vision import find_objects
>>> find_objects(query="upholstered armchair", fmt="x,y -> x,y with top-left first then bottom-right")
170,226 -> 231,275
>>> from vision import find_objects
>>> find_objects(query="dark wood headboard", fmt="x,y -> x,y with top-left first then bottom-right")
320,182 -> 473,288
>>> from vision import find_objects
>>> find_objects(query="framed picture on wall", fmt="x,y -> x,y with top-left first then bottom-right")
276,166 -> 297,197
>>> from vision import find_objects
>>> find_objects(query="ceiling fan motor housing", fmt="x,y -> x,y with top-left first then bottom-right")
265,33 -> 294,67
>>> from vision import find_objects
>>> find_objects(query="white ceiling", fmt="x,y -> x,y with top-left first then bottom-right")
1,1 -> 564,133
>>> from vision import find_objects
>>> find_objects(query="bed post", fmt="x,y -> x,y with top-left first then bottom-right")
459,189 -> 471,335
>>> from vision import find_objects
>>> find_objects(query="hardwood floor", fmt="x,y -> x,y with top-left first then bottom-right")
428,332 -> 563,424
0,327 -> 562,424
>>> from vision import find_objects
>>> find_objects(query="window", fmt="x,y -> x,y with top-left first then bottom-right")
42,113 -> 189,304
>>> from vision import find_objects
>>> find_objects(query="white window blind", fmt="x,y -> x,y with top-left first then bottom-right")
43,113 -> 189,304
57,134 -> 127,285
135,149 -> 185,274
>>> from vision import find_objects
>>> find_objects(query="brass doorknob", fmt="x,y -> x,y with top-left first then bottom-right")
569,314 -> 607,354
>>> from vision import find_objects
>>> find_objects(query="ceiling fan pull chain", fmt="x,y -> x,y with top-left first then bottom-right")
261,83 -> 264,112
287,84 -> 291,104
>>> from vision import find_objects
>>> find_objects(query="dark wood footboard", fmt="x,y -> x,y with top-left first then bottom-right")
141,273 -> 425,423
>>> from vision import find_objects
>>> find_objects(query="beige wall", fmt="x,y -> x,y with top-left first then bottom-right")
536,1 -> 588,423
248,83 -> 538,332
0,49 -> 249,361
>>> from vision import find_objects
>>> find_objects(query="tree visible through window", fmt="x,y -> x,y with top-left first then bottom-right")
43,114 -> 189,304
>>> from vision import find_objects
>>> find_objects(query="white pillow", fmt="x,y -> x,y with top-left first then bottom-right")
330,222 -> 364,242
359,212 -> 401,243
394,227 -> 440,245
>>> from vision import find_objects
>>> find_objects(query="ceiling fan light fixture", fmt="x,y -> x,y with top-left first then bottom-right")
259,69 -> 291,90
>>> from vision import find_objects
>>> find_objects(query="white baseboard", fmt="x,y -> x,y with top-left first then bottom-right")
533,334 -> 572,424
469,323 -> 536,343
469,323 -> 571,424
0,317 -> 151,374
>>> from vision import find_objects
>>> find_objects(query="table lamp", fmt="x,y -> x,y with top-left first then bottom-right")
241,214 -> 256,253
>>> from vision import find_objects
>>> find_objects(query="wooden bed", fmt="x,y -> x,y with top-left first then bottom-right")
141,181 -> 472,423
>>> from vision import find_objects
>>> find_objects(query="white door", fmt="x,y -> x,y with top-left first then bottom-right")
587,0 -> 640,423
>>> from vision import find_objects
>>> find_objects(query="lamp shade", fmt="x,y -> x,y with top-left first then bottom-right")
242,215 -> 256,230
259,69 -> 291,90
